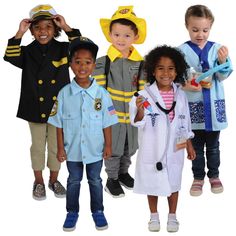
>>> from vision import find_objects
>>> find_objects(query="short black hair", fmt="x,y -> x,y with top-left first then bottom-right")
144,45 -> 189,85
109,18 -> 138,35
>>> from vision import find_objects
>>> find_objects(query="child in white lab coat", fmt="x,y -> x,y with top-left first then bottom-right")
129,45 -> 196,232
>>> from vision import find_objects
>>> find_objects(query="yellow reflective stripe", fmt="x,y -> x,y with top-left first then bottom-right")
93,74 -> 106,79
139,80 -> 146,85
116,111 -> 129,117
110,95 -> 132,102
5,53 -> 21,57
52,57 -> 68,67
94,76 -> 106,86
118,118 -> 131,123
107,87 -> 134,97
97,81 -> 106,86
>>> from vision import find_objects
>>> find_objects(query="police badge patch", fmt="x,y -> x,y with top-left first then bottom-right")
94,98 -> 102,111
50,100 -> 58,116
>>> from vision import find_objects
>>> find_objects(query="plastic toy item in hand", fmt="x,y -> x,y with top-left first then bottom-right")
188,67 -> 212,89
188,67 -> 201,87
134,92 -> 153,113
190,78 -> 199,87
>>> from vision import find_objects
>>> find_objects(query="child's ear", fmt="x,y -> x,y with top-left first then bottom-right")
134,34 -> 139,43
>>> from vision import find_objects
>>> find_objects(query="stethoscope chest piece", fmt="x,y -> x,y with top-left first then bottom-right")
156,162 -> 163,171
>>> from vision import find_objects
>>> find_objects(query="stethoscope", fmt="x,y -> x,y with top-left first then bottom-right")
145,84 -> 179,171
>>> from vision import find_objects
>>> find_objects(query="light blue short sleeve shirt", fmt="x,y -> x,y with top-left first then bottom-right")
48,78 -> 118,164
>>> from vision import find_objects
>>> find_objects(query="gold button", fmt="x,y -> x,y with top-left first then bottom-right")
51,80 -> 56,84
39,97 -> 44,102
52,96 -> 57,101
38,80 -> 43,85
41,113 -> 46,118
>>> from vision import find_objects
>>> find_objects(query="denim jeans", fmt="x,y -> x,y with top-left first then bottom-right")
191,130 -> 220,180
66,160 -> 104,213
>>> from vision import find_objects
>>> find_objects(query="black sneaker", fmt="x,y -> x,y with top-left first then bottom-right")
118,173 -> 134,190
104,178 -> 125,198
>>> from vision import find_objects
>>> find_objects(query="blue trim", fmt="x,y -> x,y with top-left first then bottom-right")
202,88 -> 212,130
187,41 -> 215,130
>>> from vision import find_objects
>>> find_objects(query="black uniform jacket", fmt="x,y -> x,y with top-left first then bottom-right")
4,29 -> 81,123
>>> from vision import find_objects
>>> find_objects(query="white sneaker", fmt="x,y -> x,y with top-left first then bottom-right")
167,219 -> 179,232
148,219 -> 160,232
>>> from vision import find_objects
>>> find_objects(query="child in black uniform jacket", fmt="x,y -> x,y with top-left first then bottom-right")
4,4 -> 81,200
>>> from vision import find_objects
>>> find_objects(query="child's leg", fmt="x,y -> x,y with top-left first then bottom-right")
87,160 -> 108,230
167,192 -> 179,232
205,131 -> 220,178
118,139 -> 134,189
49,170 -> 59,183
28,122 -> 47,183
190,130 -> 206,196
34,170 -> 44,184
205,131 -> 223,193
66,161 -> 83,213
47,123 -> 61,183
86,160 -> 104,213
147,195 -> 158,213
147,195 -> 160,232
191,130 -> 206,180
63,162 -> 82,231
167,192 -> 178,213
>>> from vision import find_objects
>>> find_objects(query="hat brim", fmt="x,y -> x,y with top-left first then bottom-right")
100,16 -> 146,44
30,15 -> 53,22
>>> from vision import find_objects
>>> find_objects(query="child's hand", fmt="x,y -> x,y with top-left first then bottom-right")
136,96 -> 144,111
57,149 -> 67,162
218,46 -> 228,64
103,145 -> 112,160
134,96 -> 145,122
15,19 -> 31,38
53,14 -> 71,32
186,140 -> 196,160
182,79 -> 202,92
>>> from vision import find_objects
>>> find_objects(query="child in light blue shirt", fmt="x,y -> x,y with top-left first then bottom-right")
48,36 -> 118,232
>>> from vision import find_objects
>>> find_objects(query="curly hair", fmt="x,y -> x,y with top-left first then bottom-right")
144,45 -> 189,85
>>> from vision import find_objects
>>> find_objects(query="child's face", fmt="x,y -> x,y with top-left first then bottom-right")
31,19 -> 55,45
153,57 -> 177,90
186,16 -> 212,49
109,23 -> 139,56
70,49 -> 95,82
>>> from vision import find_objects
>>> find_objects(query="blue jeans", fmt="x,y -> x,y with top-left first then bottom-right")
66,160 -> 104,213
191,130 -> 220,180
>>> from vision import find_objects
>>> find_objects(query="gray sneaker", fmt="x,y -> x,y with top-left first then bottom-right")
33,183 -> 46,200
48,180 -> 66,198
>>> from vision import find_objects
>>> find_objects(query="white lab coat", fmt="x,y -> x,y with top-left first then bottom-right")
129,82 -> 194,196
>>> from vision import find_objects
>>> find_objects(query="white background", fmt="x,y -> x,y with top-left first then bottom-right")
1,0 -> 235,235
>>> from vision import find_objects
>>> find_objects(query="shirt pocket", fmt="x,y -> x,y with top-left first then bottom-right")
89,112 -> 103,135
62,112 -> 80,135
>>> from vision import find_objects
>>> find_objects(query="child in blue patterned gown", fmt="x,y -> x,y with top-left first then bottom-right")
179,4 -> 233,196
